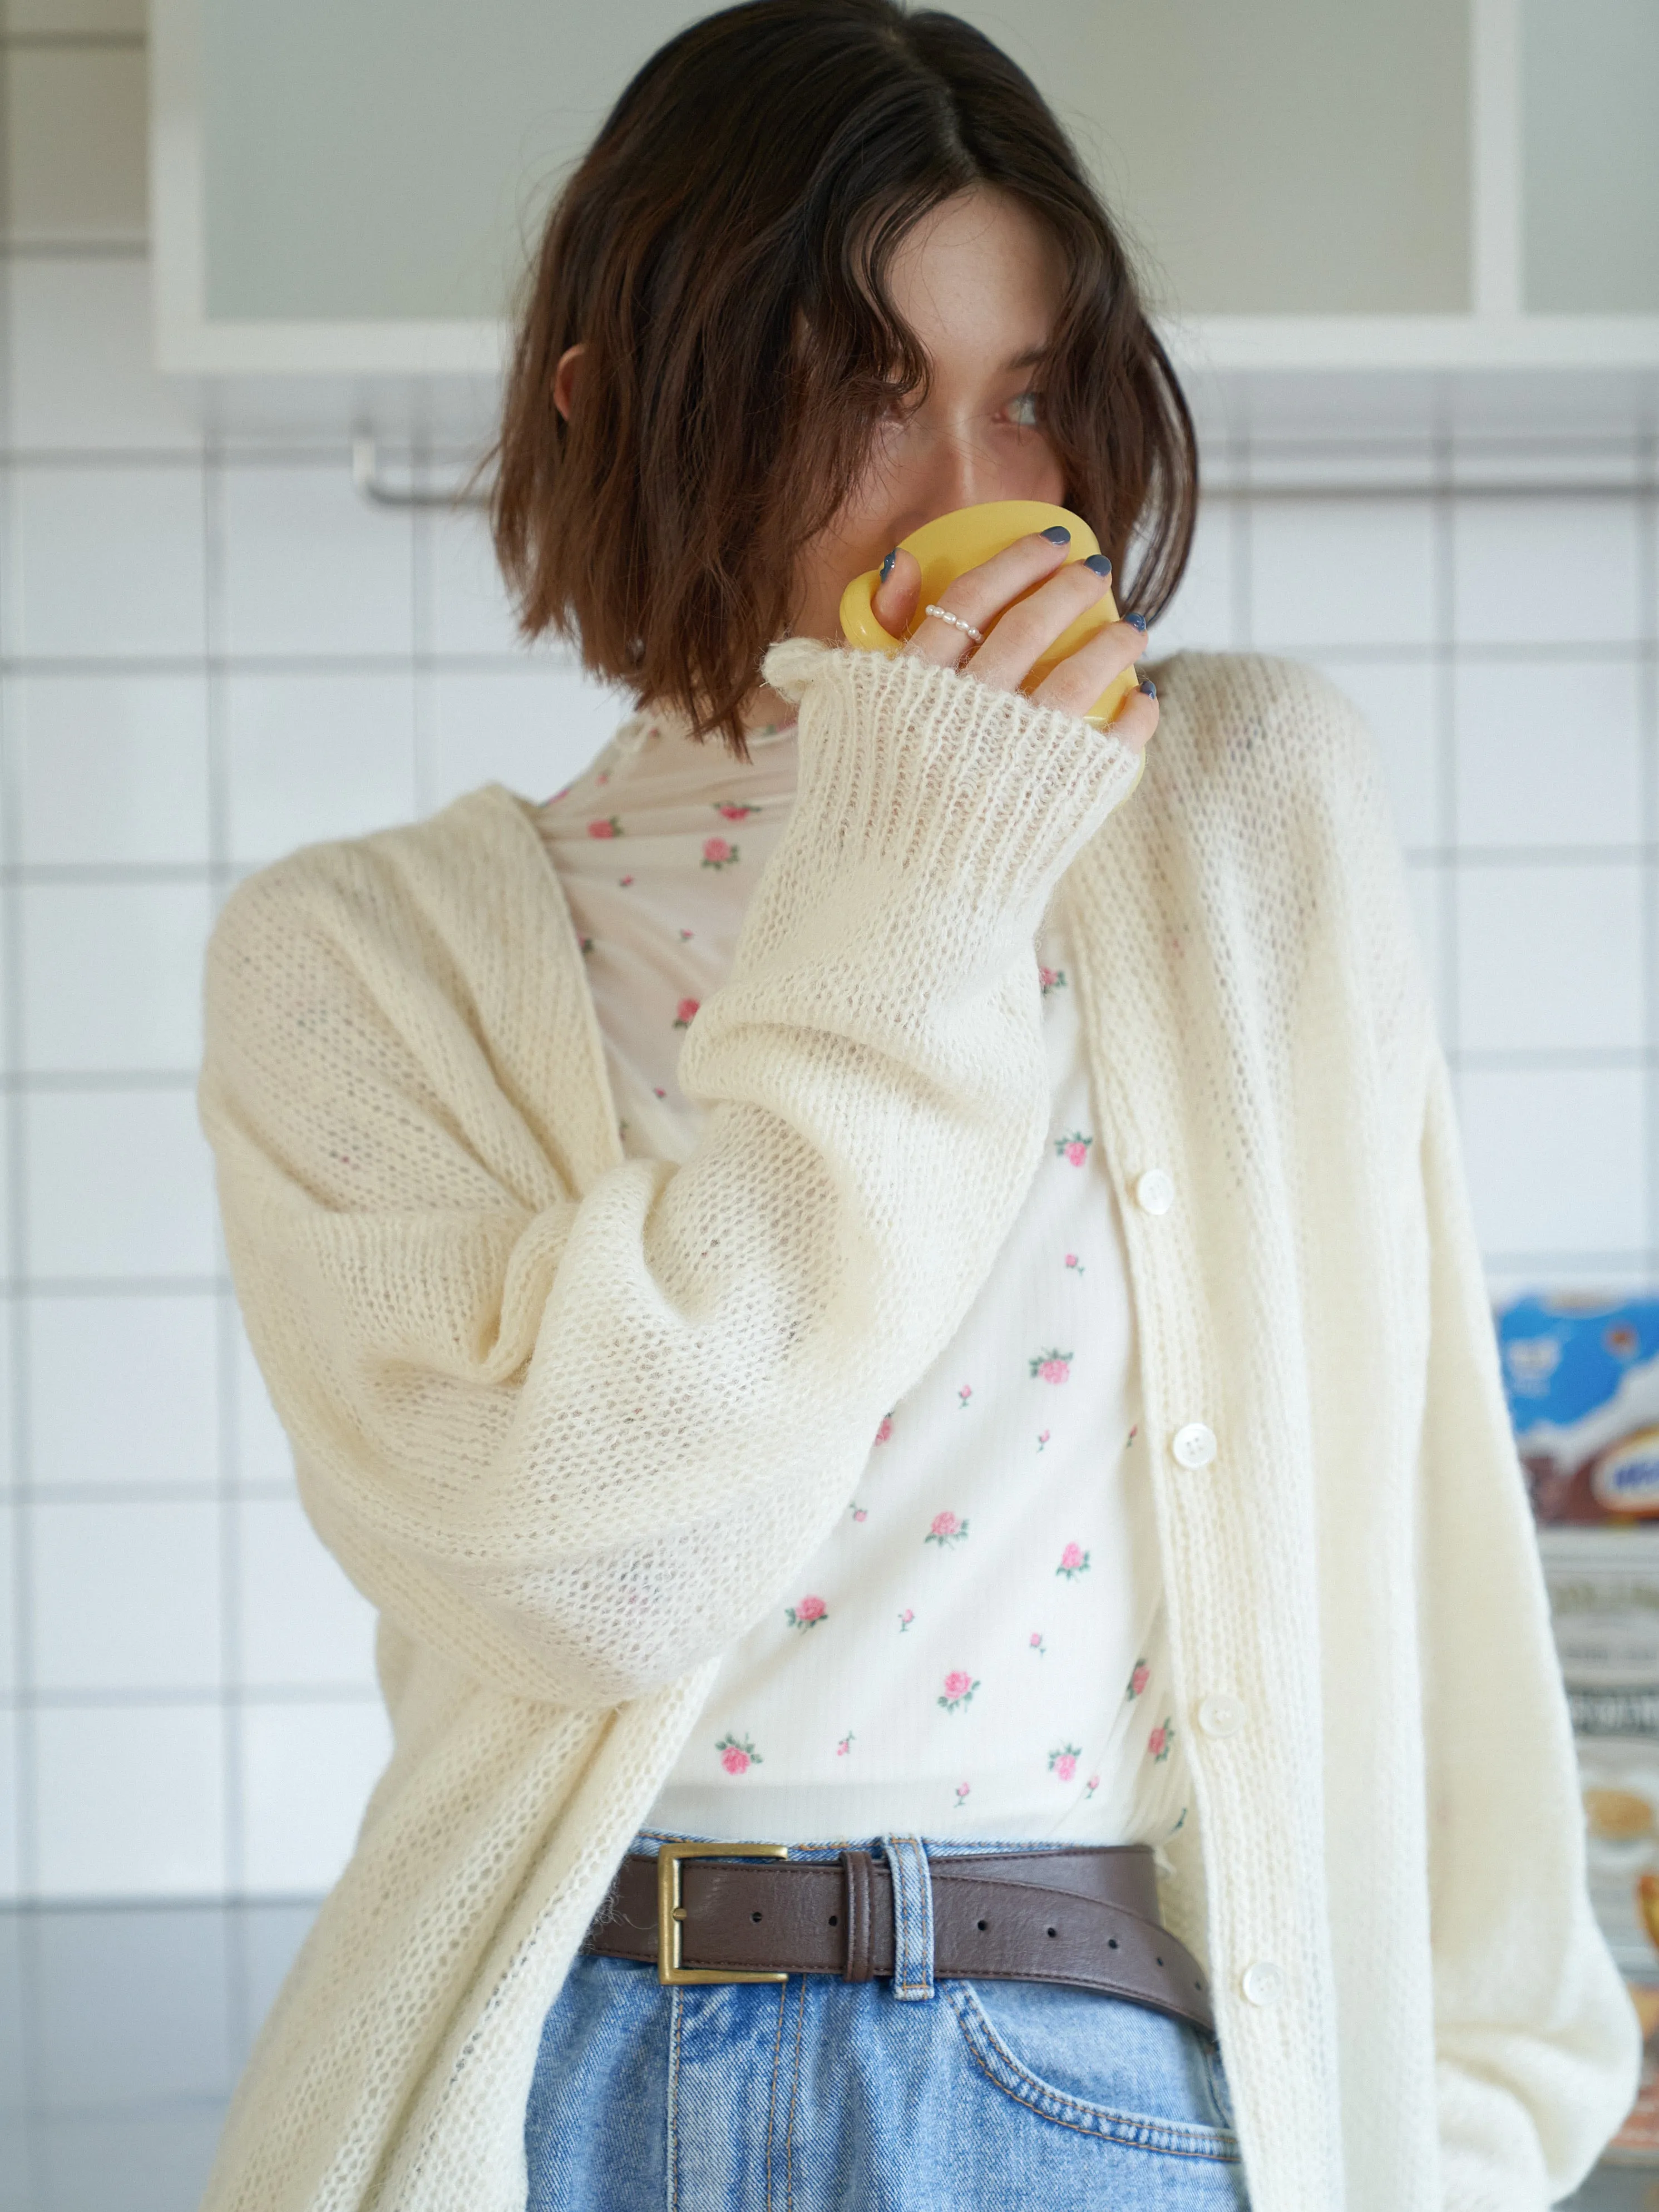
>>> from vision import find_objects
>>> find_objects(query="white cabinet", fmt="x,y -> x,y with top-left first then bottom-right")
152,0 -> 1659,376
1522,0 -> 1659,315
153,0 -> 705,371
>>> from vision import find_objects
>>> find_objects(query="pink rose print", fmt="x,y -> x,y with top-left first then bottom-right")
1036,1429 -> 1050,1452
587,816 -> 622,839
957,1383 -> 973,1409
653,1086 -> 667,1100
1056,1540 -> 1091,1580
873,1412 -> 894,1446
1054,1130 -> 1093,1166
547,783 -> 571,806
714,801 -> 758,821
1048,1742 -> 1082,1784
1125,1423 -> 1139,1448
1064,1252 -> 1085,1275
715,1730 -> 761,1775
701,835 -> 739,870
925,1510 -> 970,1550
619,874 -> 634,886
579,935 -> 594,955
1029,1631 -> 1047,1657
1125,1657 -> 1151,1701
1148,1717 -> 1175,1764
673,997 -> 700,1029
937,1670 -> 980,1712
1084,1774 -> 1100,1800
1038,964 -> 1068,996
954,1781 -> 971,1805
848,1504 -> 868,1523
786,1594 -> 827,1631
678,927 -> 694,941
1030,1349 -> 1073,1385
898,1608 -> 915,1632
596,769 -> 611,786
836,1731 -> 855,1757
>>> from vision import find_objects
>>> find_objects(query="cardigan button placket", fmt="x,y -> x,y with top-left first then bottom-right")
1197,1693 -> 1245,1739
1134,1167 -> 1174,1214
1241,1959 -> 1285,2007
1170,1421 -> 1217,1469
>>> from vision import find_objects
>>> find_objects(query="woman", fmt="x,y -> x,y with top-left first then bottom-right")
195,5 -> 1637,2209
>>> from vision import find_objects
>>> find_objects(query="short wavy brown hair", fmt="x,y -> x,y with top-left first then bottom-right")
491,0 -> 1197,756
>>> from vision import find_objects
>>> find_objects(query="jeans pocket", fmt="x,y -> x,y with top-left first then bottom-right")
946,1978 -> 1242,2161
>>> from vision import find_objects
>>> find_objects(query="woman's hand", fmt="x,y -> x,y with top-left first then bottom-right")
871,530 -> 1158,751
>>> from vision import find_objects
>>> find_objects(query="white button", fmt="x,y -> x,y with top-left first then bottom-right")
1241,1960 -> 1283,2007
1197,1693 -> 1246,1739
1134,1168 -> 1174,1215
1171,1421 -> 1217,1469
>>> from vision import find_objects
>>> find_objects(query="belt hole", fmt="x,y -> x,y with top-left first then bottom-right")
1156,1956 -> 1164,1967
976,1919 -> 988,1932
828,1914 -> 838,1926
751,1910 -> 763,1922
1046,1926 -> 1057,1938
1107,1937 -> 1118,1949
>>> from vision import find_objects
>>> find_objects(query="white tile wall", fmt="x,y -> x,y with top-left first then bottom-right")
6,466 -> 208,659
223,672 -> 420,864
30,1499 -> 221,1692
239,1705 -> 391,1896
5,673 -> 212,865
221,466 -> 415,659
1,19 -> 1656,1909
1452,660 -> 1643,848
31,1706 -> 226,1897
28,1297 -> 220,1492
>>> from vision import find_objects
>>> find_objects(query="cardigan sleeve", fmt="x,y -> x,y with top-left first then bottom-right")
1413,1036 -> 1642,2205
199,642 -> 1144,1711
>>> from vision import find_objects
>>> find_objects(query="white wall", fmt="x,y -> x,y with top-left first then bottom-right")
1,6 -> 1656,1903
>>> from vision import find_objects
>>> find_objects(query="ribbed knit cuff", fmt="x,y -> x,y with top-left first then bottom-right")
761,639 -> 1144,925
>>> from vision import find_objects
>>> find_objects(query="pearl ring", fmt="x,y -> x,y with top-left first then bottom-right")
923,604 -> 986,646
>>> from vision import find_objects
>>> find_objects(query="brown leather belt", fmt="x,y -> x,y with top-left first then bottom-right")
580,1840 -> 1214,2036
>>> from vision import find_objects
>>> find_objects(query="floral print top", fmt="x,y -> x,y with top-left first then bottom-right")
536,703 -> 1189,1850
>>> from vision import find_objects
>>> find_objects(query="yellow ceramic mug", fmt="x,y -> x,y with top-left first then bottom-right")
837,498 -> 1142,732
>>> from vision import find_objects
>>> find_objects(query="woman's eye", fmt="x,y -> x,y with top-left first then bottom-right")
1006,391 -> 1042,429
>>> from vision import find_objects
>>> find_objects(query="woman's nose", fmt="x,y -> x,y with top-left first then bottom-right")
918,427 -> 998,514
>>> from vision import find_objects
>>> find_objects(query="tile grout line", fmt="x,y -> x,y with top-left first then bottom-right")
1230,419 -> 1252,650
1640,419 -> 1659,1280
1433,422 -> 1460,1095
411,427 -> 437,818
203,416 -> 250,2006
0,47 -> 50,2197
204,413 -> 260,2048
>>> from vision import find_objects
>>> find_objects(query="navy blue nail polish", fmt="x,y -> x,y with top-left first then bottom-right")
1127,611 -> 1147,631
1039,524 -> 1071,544
1083,552 -> 1112,577
880,548 -> 896,583
1139,677 -> 1157,698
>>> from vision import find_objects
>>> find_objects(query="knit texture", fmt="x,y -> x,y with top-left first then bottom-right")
196,641 -> 1636,2212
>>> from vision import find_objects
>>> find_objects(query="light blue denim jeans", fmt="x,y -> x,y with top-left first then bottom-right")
526,1830 -> 1249,2209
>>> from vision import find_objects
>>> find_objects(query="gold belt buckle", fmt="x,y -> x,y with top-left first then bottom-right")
656,1840 -> 790,1984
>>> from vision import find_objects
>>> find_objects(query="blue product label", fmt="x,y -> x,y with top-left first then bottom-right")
1496,1294 -> 1659,1441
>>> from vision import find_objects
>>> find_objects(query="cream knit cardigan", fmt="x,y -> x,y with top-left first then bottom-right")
196,639 -> 1637,2212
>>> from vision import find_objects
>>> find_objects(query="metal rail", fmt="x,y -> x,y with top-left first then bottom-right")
351,436 -> 490,510
349,434 -> 1658,513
